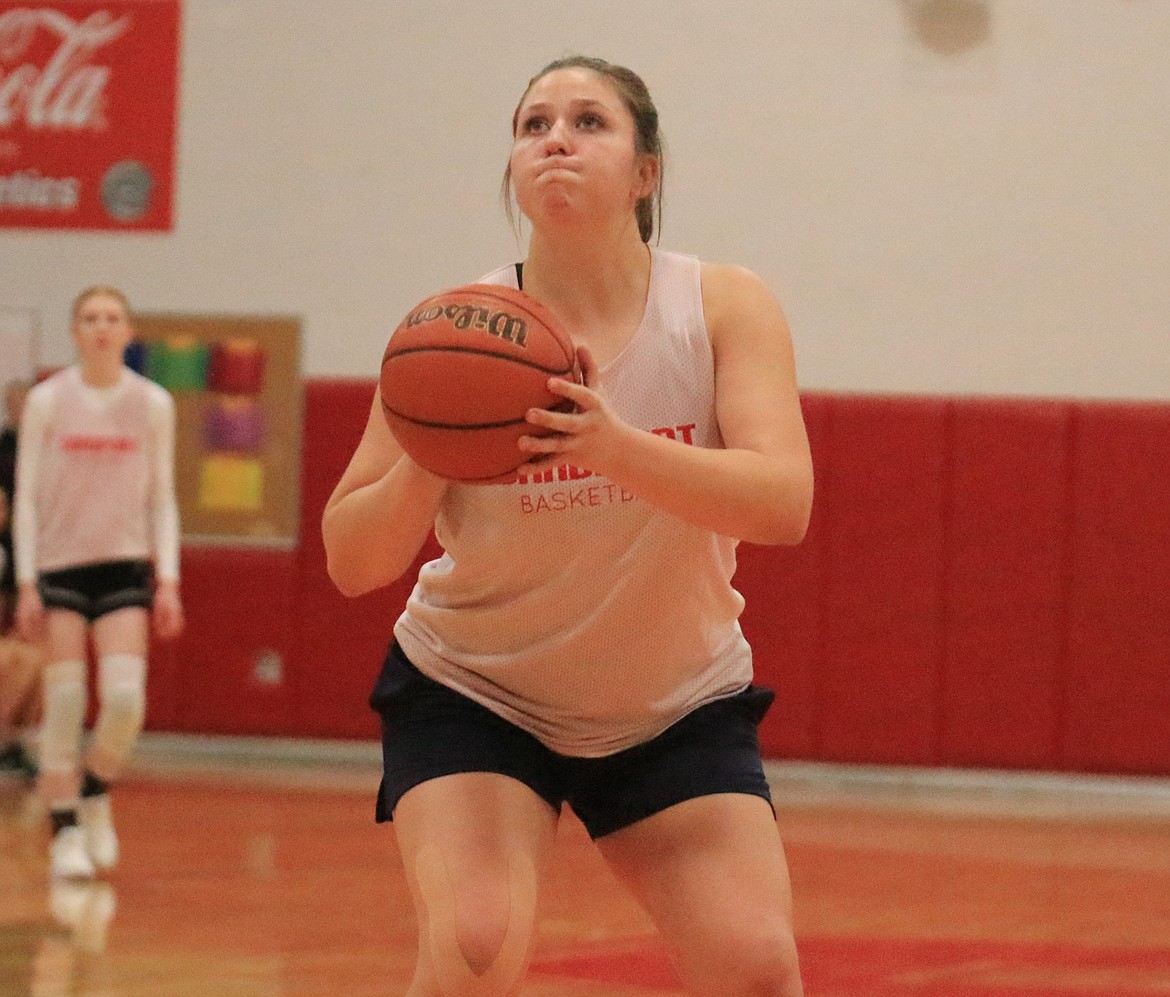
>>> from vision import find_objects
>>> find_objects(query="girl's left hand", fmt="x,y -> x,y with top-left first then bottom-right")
514,345 -> 631,477
153,581 -> 185,640
15,585 -> 45,644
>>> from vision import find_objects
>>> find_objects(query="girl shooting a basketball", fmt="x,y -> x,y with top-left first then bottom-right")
14,287 -> 184,879
324,56 -> 812,997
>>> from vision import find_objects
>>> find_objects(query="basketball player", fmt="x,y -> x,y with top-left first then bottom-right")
1,379 -> 31,635
0,516 -> 44,780
324,57 -> 811,997
14,287 -> 184,879
0,378 -> 43,782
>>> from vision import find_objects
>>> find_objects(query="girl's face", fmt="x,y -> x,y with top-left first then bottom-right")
72,293 -> 133,365
510,68 -> 657,235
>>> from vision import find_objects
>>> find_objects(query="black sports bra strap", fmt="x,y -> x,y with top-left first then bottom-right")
514,262 -> 523,289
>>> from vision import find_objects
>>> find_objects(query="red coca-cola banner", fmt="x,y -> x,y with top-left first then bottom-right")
0,0 -> 180,230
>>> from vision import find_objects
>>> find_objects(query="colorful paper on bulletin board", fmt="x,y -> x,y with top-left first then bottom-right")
150,337 -> 209,391
131,314 -> 301,546
200,456 -> 263,511
0,1 -> 182,231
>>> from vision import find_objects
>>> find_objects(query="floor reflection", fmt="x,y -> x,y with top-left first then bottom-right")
0,880 -> 116,997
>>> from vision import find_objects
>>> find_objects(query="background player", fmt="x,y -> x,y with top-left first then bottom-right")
1,379 -> 42,782
14,286 -> 184,879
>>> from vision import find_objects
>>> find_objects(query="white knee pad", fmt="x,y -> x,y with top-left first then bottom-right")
90,654 -> 146,773
41,660 -> 87,776
415,844 -> 538,996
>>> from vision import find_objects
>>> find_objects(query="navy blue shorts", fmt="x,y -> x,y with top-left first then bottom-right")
38,559 -> 155,621
369,642 -> 775,839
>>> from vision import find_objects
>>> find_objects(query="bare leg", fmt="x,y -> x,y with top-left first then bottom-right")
597,794 -> 804,997
393,773 -> 559,997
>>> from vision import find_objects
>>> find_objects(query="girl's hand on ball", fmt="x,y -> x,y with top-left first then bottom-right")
516,345 -> 631,475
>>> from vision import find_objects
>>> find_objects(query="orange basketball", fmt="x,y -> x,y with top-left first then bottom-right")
380,284 -> 577,483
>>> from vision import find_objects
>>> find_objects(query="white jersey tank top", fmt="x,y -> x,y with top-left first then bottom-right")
394,248 -> 753,757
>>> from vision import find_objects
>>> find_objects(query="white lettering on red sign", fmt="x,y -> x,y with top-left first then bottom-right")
0,8 -> 130,131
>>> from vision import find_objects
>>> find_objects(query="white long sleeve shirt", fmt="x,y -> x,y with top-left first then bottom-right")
14,366 -> 180,583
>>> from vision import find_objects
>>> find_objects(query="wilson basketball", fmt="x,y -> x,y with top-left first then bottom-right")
380,284 -> 577,482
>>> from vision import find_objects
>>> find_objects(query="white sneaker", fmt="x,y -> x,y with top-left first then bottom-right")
50,826 -> 96,879
79,794 -> 119,871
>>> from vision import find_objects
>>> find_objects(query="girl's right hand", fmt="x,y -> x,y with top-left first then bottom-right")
15,584 -> 45,643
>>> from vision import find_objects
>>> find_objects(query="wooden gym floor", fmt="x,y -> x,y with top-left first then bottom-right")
2,735 -> 1169,996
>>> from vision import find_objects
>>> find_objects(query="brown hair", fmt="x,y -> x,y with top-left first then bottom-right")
502,55 -> 665,244
71,285 -> 131,321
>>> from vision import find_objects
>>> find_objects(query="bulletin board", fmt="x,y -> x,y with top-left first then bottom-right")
130,314 -> 302,547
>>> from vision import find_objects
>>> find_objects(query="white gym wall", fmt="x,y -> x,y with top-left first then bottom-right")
2,1 -> 1167,399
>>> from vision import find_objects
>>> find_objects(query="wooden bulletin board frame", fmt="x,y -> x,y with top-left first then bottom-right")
131,313 -> 302,547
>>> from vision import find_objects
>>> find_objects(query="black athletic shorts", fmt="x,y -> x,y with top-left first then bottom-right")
370,642 -> 776,839
38,559 -> 155,621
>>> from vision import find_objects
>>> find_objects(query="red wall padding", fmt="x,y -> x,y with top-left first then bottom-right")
1063,403 -> 1170,774
149,382 -> 1170,777
938,398 -> 1073,769
815,395 -> 949,764
167,546 -> 299,735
